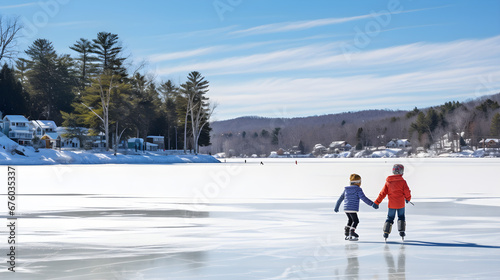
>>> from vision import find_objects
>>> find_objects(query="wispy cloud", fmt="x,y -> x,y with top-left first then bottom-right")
156,42 -> 343,75
152,25 -> 238,41
229,7 -> 446,37
149,47 -> 221,62
157,35 -> 500,77
212,65 -> 500,119
148,41 -> 276,63
230,14 -> 374,36
0,3 -> 36,9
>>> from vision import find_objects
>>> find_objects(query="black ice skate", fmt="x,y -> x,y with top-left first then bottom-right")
344,226 -> 350,240
398,220 -> 406,241
383,221 -> 393,242
348,228 -> 359,241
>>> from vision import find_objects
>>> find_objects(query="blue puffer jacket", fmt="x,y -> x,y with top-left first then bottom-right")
334,185 -> 374,212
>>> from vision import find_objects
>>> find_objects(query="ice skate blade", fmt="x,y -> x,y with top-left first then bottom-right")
348,237 -> 359,241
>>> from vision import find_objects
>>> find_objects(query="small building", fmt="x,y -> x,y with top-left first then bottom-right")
146,136 -> 165,150
2,115 -> 33,145
128,138 -> 144,151
31,120 -> 59,148
386,139 -> 411,148
479,139 -> 500,148
328,141 -> 352,153
146,142 -> 158,151
312,143 -> 328,156
56,127 -> 87,149
40,133 -> 60,148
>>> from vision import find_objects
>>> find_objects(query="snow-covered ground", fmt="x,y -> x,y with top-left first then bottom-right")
1,158 -> 499,279
0,134 -> 218,164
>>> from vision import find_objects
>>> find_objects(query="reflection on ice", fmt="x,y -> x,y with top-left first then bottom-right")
344,244 -> 359,279
384,244 -> 406,280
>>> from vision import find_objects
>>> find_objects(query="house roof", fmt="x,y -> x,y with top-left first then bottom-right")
42,132 -> 59,139
481,138 -> 499,143
32,120 -> 57,129
329,141 -> 347,147
4,115 -> 29,122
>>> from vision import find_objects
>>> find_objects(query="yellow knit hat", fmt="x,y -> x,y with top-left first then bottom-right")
350,174 -> 361,185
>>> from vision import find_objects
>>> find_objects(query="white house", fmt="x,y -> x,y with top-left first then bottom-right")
2,115 -> 34,145
328,141 -> 352,153
31,120 -> 58,138
56,127 -> 86,149
386,139 -> 411,148
31,120 -> 60,148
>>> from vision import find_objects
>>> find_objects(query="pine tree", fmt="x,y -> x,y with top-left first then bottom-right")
0,63 -> 30,115
70,38 -> 96,89
129,72 -> 161,139
159,80 -> 180,149
298,140 -> 305,154
91,32 -> 126,75
491,113 -> 500,137
25,39 -> 76,123
14,58 -> 29,87
272,127 -> 281,145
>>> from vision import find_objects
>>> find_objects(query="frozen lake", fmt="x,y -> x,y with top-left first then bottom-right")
1,158 -> 500,279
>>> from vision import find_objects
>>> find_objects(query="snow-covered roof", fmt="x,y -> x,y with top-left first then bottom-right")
4,115 -> 29,123
480,138 -> 499,143
42,132 -> 59,140
147,136 -> 164,139
329,141 -> 347,147
32,120 -> 57,129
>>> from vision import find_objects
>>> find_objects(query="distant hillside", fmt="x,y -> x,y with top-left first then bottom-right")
211,110 -> 407,135
203,93 -> 500,157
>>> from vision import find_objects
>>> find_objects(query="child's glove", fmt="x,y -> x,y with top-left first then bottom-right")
334,208 -> 339,213
406,200 -> 410,204
372,203 -> 379,209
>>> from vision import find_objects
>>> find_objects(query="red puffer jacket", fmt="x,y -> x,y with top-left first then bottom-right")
374,174 -> 411,209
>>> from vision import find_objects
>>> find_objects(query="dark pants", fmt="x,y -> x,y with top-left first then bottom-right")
346,212 -> 359,229
386,207 -> 405,223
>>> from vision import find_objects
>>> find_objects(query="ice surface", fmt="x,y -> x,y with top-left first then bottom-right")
0,158 -> 499,279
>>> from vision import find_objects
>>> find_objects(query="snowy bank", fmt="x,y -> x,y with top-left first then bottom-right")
0,134 -> 219,165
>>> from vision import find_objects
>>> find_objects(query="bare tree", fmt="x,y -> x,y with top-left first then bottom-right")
191,101 -> 217,154
82,71 -> 126,150
0,16 -> 22,62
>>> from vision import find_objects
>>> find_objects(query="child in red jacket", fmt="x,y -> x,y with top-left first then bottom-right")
373,164 -> 411,240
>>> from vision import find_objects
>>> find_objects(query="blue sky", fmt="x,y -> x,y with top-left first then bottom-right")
2,0 -> 500,120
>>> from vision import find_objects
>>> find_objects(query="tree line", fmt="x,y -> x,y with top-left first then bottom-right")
0,16 -> 215,153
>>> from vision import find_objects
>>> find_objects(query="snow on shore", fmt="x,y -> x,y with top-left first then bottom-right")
0,134 -> 219,165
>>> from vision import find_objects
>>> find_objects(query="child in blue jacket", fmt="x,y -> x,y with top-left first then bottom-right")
335,174 -> 378,240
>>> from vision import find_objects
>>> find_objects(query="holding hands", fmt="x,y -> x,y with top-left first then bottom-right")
372,203 -> 379,209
